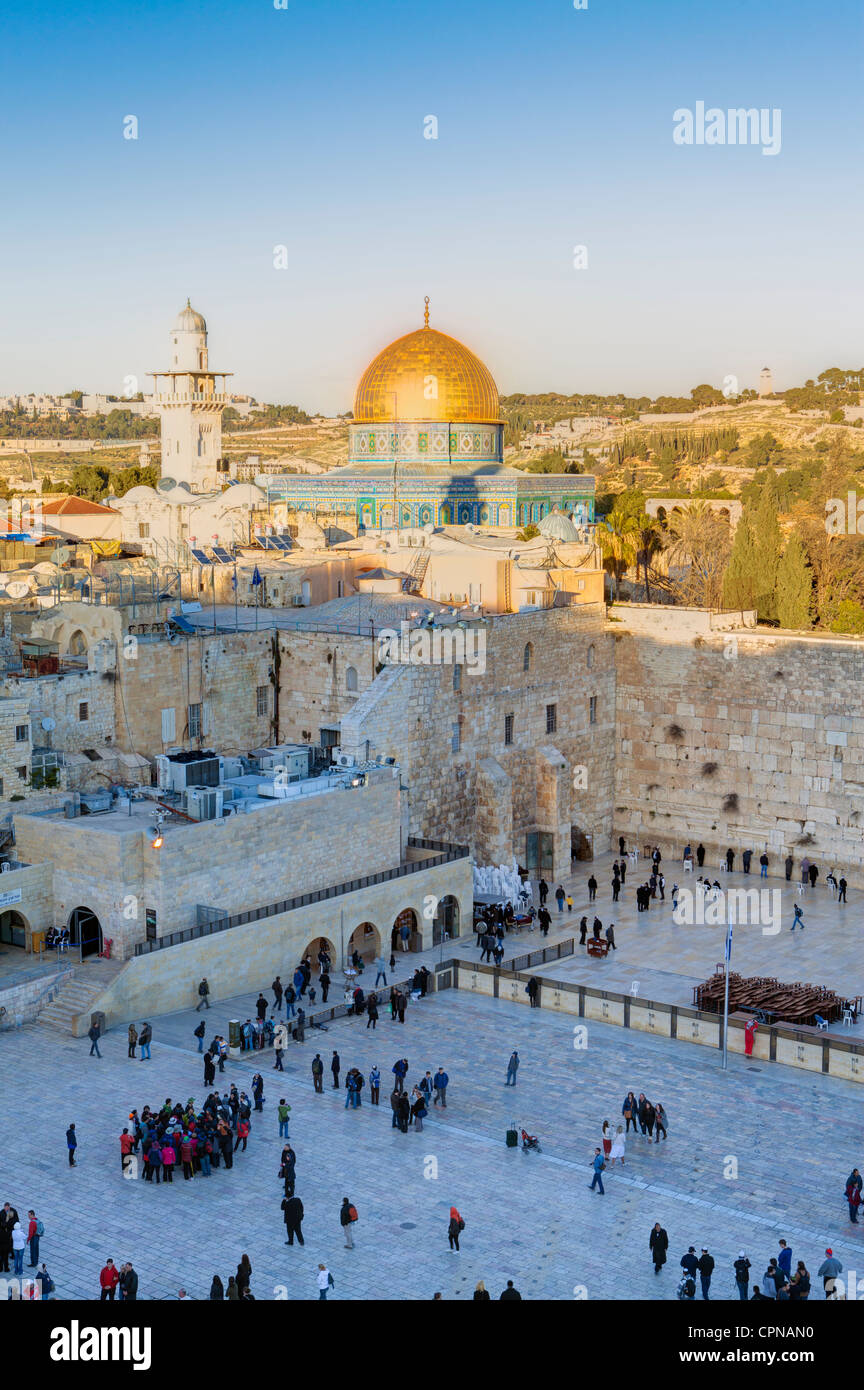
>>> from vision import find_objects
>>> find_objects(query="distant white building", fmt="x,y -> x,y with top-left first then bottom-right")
758,367 -> 774,397
149,300 -> 232,493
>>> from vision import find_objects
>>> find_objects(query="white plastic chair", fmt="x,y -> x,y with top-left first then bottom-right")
815,1015 -> 828,1031
683,860 -> 693,874
843,1009 -> 854,1028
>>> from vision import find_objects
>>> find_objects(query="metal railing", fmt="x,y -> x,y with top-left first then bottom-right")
134,838 -> 469,956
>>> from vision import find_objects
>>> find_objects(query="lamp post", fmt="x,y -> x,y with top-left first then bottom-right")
722,919 -> 733,1070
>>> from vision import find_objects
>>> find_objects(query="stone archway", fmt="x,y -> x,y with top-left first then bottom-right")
348,921 -> 380,963
69,905 -> 101,958
391,907 -> 420,954
0,908 -> 29,950
432,894 -> 460,946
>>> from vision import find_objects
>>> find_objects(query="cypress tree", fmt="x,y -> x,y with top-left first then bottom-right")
776,533 -> 814,630
751,477 -> 783,620
722,513 -> 760,610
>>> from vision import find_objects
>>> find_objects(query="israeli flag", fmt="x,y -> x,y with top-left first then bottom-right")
252,566 -> 262,587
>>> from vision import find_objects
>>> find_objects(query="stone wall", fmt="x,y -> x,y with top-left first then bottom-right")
339,605 -> 617,877
613,609 -> 864,883
76,852 -> 473,1030
13,769 -> 404,958
276,629 -> 373,746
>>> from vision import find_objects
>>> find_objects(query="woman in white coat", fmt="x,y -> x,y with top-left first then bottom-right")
609,1124 -> 626,1167
11,1221 -> 26,1276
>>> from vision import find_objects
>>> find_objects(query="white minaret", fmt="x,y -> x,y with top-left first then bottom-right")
758,367 -> 774,398
150,300 -> 232,493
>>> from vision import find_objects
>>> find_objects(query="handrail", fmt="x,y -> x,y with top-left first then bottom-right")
135,841 -> 470,955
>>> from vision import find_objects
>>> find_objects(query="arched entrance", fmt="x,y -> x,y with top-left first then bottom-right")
432,895 -> 460,946
0,909 -> 28,949
348,921 -> 380,963
303,936 -> 336,973
69,906 -> 101,958
391,907 -> 420,953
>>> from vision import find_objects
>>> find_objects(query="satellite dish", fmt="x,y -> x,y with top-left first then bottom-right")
41,717 -> 56,732
6,581 -> 31,599
157,476 -> 177,492
51,547 -> 72,566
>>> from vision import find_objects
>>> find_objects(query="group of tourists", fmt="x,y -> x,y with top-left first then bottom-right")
670,1234 -> 845,1300
589,1094 -> 669,1184
0,1201 -> 49,1289
119,1088 -> 260,1185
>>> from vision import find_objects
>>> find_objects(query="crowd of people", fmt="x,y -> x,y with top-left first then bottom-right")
668,1234 -> 846,1301
119,1087 -> 260,1185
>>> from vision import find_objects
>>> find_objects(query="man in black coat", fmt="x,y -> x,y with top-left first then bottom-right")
281,1194 -> 304,1245
649,1222 -> 668,1274
698,1247 -> 715,1300
119,1262 -> 138,1301
331,1051 -> 340,1088
500,1280 -> 522,1300
204,1051 -> 216,1087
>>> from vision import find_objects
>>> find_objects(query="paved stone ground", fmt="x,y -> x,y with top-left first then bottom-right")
2,986 -> 862,1301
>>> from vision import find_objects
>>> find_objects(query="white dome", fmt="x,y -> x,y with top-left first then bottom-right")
173,298 -> 207,334
537,507 -> 580,542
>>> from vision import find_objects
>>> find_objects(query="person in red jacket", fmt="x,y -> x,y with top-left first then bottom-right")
234,1118 -> 250,1153
99,1258 -> 120,1300
180,1136 -> 195,1180
119,1128 -> 134,1170
161,1142 -> 176,1183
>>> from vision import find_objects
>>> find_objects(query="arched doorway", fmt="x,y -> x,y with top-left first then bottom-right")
69,906 -> 101,958
0,909 -> 28,949
348,921 -> 380,963
302,936 -> 336,973
391,907 -> 420,953
432,895 -> 460,946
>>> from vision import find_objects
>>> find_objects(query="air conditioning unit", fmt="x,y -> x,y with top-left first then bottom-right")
291,594 -> 305,607
155,755 -> 172,792
332,749 -> 355,768
184,787 -> 223,821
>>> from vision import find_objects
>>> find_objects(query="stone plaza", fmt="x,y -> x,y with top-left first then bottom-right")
2,932 -> 862,1301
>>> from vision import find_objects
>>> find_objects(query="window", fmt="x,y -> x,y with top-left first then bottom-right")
0,778 -> 4,798
138,523 -> 150,539
587,643 -> 595,668
188,703 -> 202,740
504,714 -> 514,746
589,696 -> 597,725
345,667 -> 358,693
145,908 -> 157,942
161,707 -> 176,743
15,724 -> 29,743
16,766 -> 26,781
256,685 -> 269,716
451,721 -> 461,753
523,642 -> 533,672
546,703 -> 557,734
336,580 -> 345,598
453,664 -> 462,692
577,579 -> 585,591
78,702 -> 89,722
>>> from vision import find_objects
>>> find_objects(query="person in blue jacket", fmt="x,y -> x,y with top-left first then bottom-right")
433,1068 -> 449,1107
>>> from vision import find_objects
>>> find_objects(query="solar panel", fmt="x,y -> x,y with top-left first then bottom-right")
169,614 -> 197,634
258,536 -> 275,550
271,536 -> 291,550
190,549 -> 212,565
211,548 -> 233,564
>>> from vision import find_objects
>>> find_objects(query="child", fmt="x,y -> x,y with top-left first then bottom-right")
566,894 -> 573,913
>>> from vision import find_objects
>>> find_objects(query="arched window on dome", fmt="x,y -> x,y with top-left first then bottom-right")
346,666 -> 358,693
523,642 -> 533,673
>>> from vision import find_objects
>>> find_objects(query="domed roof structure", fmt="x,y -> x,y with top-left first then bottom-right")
353,299 -> 500,424
173,298 -> 207,334
537,507 -> 580,543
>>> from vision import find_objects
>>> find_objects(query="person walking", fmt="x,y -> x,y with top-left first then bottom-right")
316,1264 -> 334,1300
369,1065 -> 381,1105
538,878 -> 549,907
698,1247 -> 714,1300
341,1197 -> 358,1249
649,1223 -> 668,1275
680,1246 -> 698,1279
734,1251 -> 751,1300
203,1050 -> 216,1088
196,978 -> 211,1011
609,1125 -> 626,1167
653,1102 -> 668,1142
311,1053 -> 324,1093
272,975 -> 284,1011
281,1194 -> 304,1246
527,976 -> 540,1008
66,1123 -> 77,1167
194,1019 -> 207,1053
374,956 -> 388,987
331,1051 -> 340,1089
839,876 -> 848,903
505,1050 -> 519,1086
433,1067 -> 449,1107
605,922 -> 616,951
791,903 -> 804,931
554,885 -> 566,914
88,1021 -> 102,1058
392,1057 -> 408,1093
586,876 -> 597,903
366,993 -> 379,1030
579,915 -> 588,946
817,1249 -> 843,1297
845,1169 -> 862,1223
447,1206 -> 464,1252
588,1148 -> 605,1194
277,1099 -> 291,1139
139,1022 -> 152,1059
778,1240 -> 792,1279
622,1091 -> 639,1136
99,1259 -> 120,1300
127,1023 -> 137,1059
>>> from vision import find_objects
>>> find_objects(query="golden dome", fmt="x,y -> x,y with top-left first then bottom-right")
353,305 -> 501,424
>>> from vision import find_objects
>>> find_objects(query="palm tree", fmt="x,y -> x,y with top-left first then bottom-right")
624,512 -> 663,602
596,509 -> 636,600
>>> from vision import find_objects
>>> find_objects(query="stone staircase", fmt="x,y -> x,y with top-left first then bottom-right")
37,958 -> 126,1035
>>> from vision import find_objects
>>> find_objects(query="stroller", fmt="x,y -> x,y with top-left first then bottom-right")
676,1272 -> 696,1300
520,1128 -> 542,1154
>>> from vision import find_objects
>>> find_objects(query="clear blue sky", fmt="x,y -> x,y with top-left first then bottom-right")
1,0 -> 862,410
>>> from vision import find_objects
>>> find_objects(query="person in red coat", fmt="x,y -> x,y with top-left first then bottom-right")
99,1258 -> 120,1300
744,1019 -> 758,1057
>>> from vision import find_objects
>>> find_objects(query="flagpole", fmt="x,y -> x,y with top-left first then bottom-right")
722,919 -> 733,1071
233,562 -> 238,633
